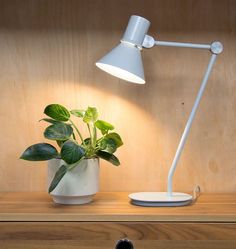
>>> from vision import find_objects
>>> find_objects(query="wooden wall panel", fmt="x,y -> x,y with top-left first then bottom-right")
0,0 -> 235,192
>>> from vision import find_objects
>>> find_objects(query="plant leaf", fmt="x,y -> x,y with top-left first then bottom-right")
99,138 -> 117,154
96,150 -> 120,166
44,123 -> 73,141
20,143 -> 59,161
95,120 -> 114,135
48,165 -> 67,193
44,104 -> 70,121
61,140 -> 85,164
104,132 -> 123,147
39,118 -> 64,125
83,107 -> 98,123
70,109 -> 85,118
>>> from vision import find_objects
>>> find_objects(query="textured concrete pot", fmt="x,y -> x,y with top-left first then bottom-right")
48,158 -> 99,205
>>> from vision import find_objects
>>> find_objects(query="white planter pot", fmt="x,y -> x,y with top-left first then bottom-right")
48,158 -> 99,205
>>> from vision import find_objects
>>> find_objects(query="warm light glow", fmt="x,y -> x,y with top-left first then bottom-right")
96,62 -> 145,84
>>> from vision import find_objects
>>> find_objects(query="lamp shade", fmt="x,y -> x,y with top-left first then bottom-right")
96,15 -> 151,84
96,42 -> 145,84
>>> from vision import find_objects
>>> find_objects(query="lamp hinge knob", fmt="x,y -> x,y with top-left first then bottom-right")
142,35 -> 155,48
210,41 -> 223,54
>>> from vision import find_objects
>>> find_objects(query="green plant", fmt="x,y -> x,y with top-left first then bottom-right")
20,104 -> 123,193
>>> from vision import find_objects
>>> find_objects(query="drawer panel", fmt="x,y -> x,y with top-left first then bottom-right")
1,222 -> 236,240
1,222 -> 236,249
1,240 -> 236,249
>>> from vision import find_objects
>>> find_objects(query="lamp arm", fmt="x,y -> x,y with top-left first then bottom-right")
142,35 -> 223,53
155,40 -> 211,50
167,53 -> 217,195
143,36 -> 223,196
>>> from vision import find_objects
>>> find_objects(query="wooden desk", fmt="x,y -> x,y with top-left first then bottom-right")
0,192 -> 236,249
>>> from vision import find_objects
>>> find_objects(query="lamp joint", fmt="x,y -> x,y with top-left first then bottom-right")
142,35 -> 155,48
210,41 -> 223,54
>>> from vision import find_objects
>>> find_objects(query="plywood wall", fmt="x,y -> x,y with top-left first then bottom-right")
0,0 -> 235,193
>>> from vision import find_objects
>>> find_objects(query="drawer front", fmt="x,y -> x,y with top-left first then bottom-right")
1,222 -> 236,249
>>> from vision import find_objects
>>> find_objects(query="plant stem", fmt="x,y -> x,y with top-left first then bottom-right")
69,119 -> 85,146
93,124 -> 97,147
87,124 -> 92,145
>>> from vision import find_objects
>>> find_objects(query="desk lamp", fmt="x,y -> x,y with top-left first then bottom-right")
95,15 -> 223,206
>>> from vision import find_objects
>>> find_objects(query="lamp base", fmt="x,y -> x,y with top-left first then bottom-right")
129,192 -> 193,207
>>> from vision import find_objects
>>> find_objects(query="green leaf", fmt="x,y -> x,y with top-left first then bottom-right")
61,140 -> 85,164
39,118 -> 64,125
99,137 -> 117,154
44,123 -> 73,141
20,143 -> 59,161
70,109 -> 85,118
96,150 -> 120,166
48,165 -> 67,193
83,107 -> 98,123
95,120 -> 114,135
104,132 -> 123,147
44,104 -> 70,121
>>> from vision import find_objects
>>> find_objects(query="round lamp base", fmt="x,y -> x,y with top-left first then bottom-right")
129,192 -> 193,207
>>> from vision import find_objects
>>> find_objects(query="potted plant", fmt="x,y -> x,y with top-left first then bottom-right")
20,104 -> 123,204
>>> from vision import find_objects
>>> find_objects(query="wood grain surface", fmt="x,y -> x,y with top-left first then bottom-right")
0,192 -> 235,222
1,223 -> 236,249
1,222 -> 236,240
0,0 -> 236,193
1,240 -> 236,249
0,192 -> 236,249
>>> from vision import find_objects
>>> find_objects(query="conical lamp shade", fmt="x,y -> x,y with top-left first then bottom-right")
96,42 -> 145,84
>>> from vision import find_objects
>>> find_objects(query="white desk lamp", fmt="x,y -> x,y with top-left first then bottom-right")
96,15 -> 223,206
